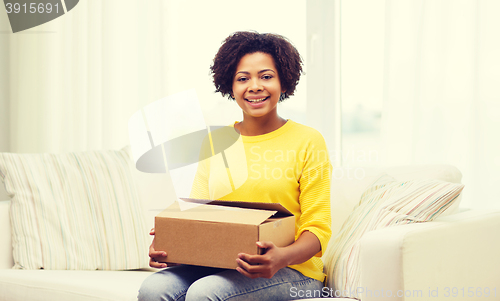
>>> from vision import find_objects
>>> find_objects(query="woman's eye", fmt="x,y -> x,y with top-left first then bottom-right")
237,77 -> 248,82
262,75 -> 273,80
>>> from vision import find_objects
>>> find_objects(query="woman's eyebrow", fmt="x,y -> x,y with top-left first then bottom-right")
258,69 -> 276,74
235,69 -> 276,75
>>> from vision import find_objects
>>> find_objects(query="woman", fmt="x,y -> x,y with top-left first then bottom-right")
139,31 -> 331,301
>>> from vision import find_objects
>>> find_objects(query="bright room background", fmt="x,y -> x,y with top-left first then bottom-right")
1,0 -> 499,210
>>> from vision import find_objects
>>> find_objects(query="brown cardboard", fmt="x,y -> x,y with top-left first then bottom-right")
154,198 -> 295,269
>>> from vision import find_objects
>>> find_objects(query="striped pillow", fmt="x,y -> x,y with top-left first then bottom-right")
323,175 -> 464,298
0,147 -> 150,270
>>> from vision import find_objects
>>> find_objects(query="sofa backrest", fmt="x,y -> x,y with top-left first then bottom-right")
133,169 -> 177,229
135,163 -> 463,240
0,163 -> 462,269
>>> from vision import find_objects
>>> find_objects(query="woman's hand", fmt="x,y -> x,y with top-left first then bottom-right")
236,241 -> 289,279
236,231 -> 321,279
148,228 -> 178,269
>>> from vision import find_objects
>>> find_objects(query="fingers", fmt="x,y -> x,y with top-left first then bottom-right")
148,250 -> 169,269
236,253 -> 270,276
236,255 -> 264,279
149,258 -> 168,269
236,257 -> 260,272
236,257 -> 273,279
236,242 -> 281,279
236,266 -> 262,279
148,228 -> 174,269
148,239 -> 162,255
149,249 -> 166,258
149,251 -> 180,269
237,241 -> 275,265
256,241 -> 275,252
238,252 -> 268,266
149,241 -> 169,268
257,241 -> 272,248
149,255 -> 180,269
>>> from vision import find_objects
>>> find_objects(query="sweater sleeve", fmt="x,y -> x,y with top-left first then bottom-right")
296,137 -> 332,257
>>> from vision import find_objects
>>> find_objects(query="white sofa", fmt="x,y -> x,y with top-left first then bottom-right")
1,164 -> 499,301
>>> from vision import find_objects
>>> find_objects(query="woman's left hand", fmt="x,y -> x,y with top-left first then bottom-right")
236,241 -> 289,279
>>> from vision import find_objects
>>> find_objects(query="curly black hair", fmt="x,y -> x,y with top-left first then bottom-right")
210,31 -> 303,102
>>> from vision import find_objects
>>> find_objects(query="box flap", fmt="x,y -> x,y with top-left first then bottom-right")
180,198 -> 294,217
157,201 -> 277,225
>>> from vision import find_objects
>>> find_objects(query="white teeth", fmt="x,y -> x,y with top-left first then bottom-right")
247,97 -> 267,103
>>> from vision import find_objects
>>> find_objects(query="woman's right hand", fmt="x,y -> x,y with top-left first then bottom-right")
149,228 -> 177,269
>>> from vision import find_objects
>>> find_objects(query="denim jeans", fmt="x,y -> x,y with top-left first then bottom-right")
137,265 -> 323,301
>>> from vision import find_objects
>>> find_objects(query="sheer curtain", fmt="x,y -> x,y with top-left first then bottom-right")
1,0 -> 167,153
1,0 -> 309,154
381,0 -> 500,209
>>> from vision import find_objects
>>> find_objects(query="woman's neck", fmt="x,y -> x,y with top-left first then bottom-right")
235,115 -> 287,136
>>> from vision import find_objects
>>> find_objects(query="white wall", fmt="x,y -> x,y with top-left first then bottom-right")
0,10 -> 10,152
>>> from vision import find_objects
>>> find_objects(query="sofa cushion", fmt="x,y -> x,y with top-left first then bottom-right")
323,175 -> 464,298
0,269 -> 154,301
0,147 -> 150,270
0,268 -> 360,301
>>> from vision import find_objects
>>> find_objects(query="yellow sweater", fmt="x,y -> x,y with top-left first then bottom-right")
190,120 -> 332,282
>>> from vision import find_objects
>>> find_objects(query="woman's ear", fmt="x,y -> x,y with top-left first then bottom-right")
279,90 -> 287,101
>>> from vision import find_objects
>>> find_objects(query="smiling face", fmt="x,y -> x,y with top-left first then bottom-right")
232,52 -> 285,121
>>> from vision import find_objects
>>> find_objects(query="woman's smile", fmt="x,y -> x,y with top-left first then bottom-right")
245,96 -> 269,103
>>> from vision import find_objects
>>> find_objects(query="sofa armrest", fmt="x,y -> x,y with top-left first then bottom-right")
0,200 -> 13,269
358,210 -> 500,301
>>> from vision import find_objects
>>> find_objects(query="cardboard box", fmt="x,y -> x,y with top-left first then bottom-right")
154,198 -> 295,269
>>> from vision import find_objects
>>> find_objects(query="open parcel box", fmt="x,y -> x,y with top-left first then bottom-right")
154,198 -> 296,269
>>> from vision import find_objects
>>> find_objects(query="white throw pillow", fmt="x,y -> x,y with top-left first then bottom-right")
329,165 -> 463,239
0,147 -> 150,270
323,174 -> 464,298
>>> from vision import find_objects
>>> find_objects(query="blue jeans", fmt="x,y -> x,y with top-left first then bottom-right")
137,265 -> 323,301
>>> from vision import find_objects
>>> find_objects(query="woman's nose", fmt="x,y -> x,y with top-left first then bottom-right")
248,79 -> 263,92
